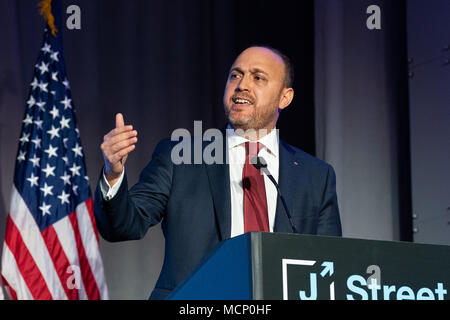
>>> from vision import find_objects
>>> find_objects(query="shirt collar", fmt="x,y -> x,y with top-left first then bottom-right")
226,124 -> 279,157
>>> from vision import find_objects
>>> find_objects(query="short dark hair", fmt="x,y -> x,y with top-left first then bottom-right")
249,45 -> 295,89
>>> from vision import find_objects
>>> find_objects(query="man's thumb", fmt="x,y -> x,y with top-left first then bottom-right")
116,113 -> 125,128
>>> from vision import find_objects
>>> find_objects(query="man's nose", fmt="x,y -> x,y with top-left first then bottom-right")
236,75 -> 250,92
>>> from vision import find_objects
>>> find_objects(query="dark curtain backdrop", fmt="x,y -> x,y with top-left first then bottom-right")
0,0 -> 314,299
315,0 -> 412,242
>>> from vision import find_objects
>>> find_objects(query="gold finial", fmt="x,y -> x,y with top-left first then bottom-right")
38,0 -> 57,37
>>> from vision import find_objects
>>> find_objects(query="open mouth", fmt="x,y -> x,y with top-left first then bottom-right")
232,97 -> 253,105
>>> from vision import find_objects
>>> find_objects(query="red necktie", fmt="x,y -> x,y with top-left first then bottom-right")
243,142 -> 269,232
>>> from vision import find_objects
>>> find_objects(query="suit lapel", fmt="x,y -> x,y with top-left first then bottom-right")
204,134 -> 231,241
203,135 -> 303,238
274,141 -> 302,233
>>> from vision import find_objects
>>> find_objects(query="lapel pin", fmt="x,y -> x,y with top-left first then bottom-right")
293,161 -> 298,166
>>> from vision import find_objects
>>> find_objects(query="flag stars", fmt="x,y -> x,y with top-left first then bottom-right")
49,106 -> 60,119
17,150 -> 26,162
41,43 -> 52,53
36,100 -> 46,112
38,81 -> 48,93
62,78 -> 70,89
40,183 -> 54,197
42,163 -> 56,178
47,125 -> 60,140
72,143 -> 83,158
14,34 -> 92,227
31,137 -> 42,149
60,116 -> 70,129
30,78 -> 39,90
44,144 -> 58,159
58,190 -> 70,205
27,173 -> 39,188
50,51 -> 59,62
34,118 -> 43,130
39,202 -> 51,216
26,96 -> 36,108
23,114 -> 33,126
60,96 -> 72,110
60,171 -> 71,185
37,61 -> 49,75
29,154 -> 40,168
69,163 -> 81,177
72,185 -> 79,196
19,133 -> 30,145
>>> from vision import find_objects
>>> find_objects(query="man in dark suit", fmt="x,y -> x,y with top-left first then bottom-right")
94,46 -> 342,299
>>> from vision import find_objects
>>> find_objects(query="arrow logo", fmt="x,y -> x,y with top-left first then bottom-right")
320,261 -> 334,277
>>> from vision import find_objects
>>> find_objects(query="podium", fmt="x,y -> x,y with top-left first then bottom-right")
167,232 -> 450,300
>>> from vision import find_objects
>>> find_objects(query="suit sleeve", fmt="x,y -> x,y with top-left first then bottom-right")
317,164 -> 342,236
93,139 -> 173,242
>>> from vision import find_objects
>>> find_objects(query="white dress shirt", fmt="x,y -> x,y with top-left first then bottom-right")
100,127 -> 280,238
226,127 -> 279,237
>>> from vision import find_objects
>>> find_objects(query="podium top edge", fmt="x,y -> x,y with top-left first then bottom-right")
243,231 -> 450,250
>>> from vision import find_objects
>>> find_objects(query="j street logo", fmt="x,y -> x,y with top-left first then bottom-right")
282,259 -> 335,300
282,258 -> 448,300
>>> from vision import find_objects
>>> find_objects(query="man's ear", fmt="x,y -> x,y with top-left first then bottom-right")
278,88 -> 294,110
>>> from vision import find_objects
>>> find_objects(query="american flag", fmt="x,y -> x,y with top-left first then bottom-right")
0,26 -> 108,300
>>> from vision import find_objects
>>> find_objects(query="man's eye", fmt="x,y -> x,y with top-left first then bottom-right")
254,75 -> 265,81
230,73 -> 239,80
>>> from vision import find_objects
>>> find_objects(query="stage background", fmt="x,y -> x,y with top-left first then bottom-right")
0,0 -> 448,299
406,0 -> 450,245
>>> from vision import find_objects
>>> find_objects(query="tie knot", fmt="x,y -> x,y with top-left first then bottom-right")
245,141 -> 261,157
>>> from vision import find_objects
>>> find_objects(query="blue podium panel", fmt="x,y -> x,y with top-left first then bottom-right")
168,234 -> 253,300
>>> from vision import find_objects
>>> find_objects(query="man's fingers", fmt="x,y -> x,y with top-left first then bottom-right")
106,130 -> 138,146
105,125 -> 134,139
109,136 -> 138,154
116,113 -> 125,128
102,136 -> 137,161
111,145 -> 135,163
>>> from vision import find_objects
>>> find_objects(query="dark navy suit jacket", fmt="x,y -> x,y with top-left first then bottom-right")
93,137 -> 342,299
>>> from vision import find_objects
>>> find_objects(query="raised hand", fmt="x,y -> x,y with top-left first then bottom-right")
101,113 -> 138,186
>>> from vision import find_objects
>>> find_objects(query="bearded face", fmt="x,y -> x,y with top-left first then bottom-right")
223,47 -> 293,134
